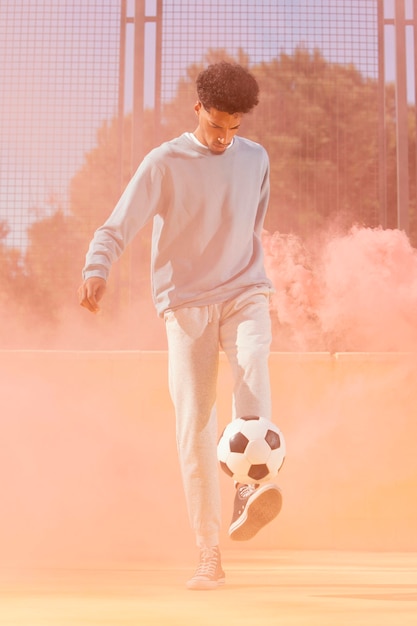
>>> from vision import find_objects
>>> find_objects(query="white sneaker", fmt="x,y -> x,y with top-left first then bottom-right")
186,546 -> 226,590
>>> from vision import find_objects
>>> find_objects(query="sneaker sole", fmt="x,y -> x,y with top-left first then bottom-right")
228,484 -> 282,541
186,577 -> 226,591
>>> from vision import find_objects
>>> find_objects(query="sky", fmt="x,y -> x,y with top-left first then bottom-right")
384,0 -> 416,101
0,0 -> 415,251
0,0 -> 121,249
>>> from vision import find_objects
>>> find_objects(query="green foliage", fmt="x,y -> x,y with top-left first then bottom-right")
24,211 -> 82,319
1,49 -> 413,346
0,222 -> 29,311
158,47 -> 393,237
0,221 -> 44,346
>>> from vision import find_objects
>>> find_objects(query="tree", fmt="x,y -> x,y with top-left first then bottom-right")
8,50 -> 412,348
249,49 -> 382,236
0,221 -> 39,346
157,47 -> 385,238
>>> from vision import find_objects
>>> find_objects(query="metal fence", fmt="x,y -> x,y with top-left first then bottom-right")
138,0 -> 383,235
0,0 -> 122,250
0,0 -> 384,246
0,0 -> 415,347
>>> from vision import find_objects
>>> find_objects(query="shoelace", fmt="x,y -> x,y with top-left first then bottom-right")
238,484 -> 257,499
194,547 -> 219,578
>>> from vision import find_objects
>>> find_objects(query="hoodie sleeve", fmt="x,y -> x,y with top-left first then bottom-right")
82,154 -> 163,281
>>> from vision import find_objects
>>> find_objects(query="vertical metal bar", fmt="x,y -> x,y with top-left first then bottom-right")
113,0 -> 128,310
154,0 -> 163,145
377,0 -> 387,228
132,0 -> 145,170
413,0 -> 417,215
118,0 -> 127,191
394,0 -> 410,233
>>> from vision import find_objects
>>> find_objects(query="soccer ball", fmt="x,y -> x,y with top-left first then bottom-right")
217,416 -> 286,485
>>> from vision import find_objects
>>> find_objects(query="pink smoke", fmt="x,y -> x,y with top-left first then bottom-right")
264,226 -> 417,352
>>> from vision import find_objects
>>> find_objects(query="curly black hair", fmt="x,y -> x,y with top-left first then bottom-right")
196,62 -> 259,114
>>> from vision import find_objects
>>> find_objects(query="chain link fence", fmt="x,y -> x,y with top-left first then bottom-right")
2,0 -> 407,349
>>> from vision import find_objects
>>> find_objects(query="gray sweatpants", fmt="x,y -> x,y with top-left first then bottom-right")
164,287 -> 272,549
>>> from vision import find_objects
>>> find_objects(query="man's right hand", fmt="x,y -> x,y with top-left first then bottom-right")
78,277 -> 107,314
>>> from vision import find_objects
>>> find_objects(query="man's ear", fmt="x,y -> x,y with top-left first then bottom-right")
194,101 -> 202,115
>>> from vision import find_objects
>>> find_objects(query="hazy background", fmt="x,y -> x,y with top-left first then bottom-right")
1,0 -> 417,568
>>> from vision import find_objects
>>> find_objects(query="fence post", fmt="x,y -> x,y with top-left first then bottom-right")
395,0 -> 410,233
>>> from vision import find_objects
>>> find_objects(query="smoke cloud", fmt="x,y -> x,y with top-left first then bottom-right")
1,224 -> 417,567
264,226 -> 417,352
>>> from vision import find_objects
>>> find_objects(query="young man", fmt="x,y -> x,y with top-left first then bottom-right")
78,62 -> 282,590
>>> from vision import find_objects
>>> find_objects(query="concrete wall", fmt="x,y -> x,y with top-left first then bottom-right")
1,350 -> 416,566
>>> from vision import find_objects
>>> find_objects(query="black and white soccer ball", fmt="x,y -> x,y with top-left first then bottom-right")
217,416 -> 286,485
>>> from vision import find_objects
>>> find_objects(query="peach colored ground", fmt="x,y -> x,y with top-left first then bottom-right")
1,551 -> 416,625
1,351 -> 416,623
1,350 -> 416,568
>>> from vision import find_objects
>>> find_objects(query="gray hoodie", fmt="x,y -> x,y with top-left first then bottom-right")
83,132 -> 273,315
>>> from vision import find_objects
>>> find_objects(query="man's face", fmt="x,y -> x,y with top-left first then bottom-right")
193,103 -> 243,154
